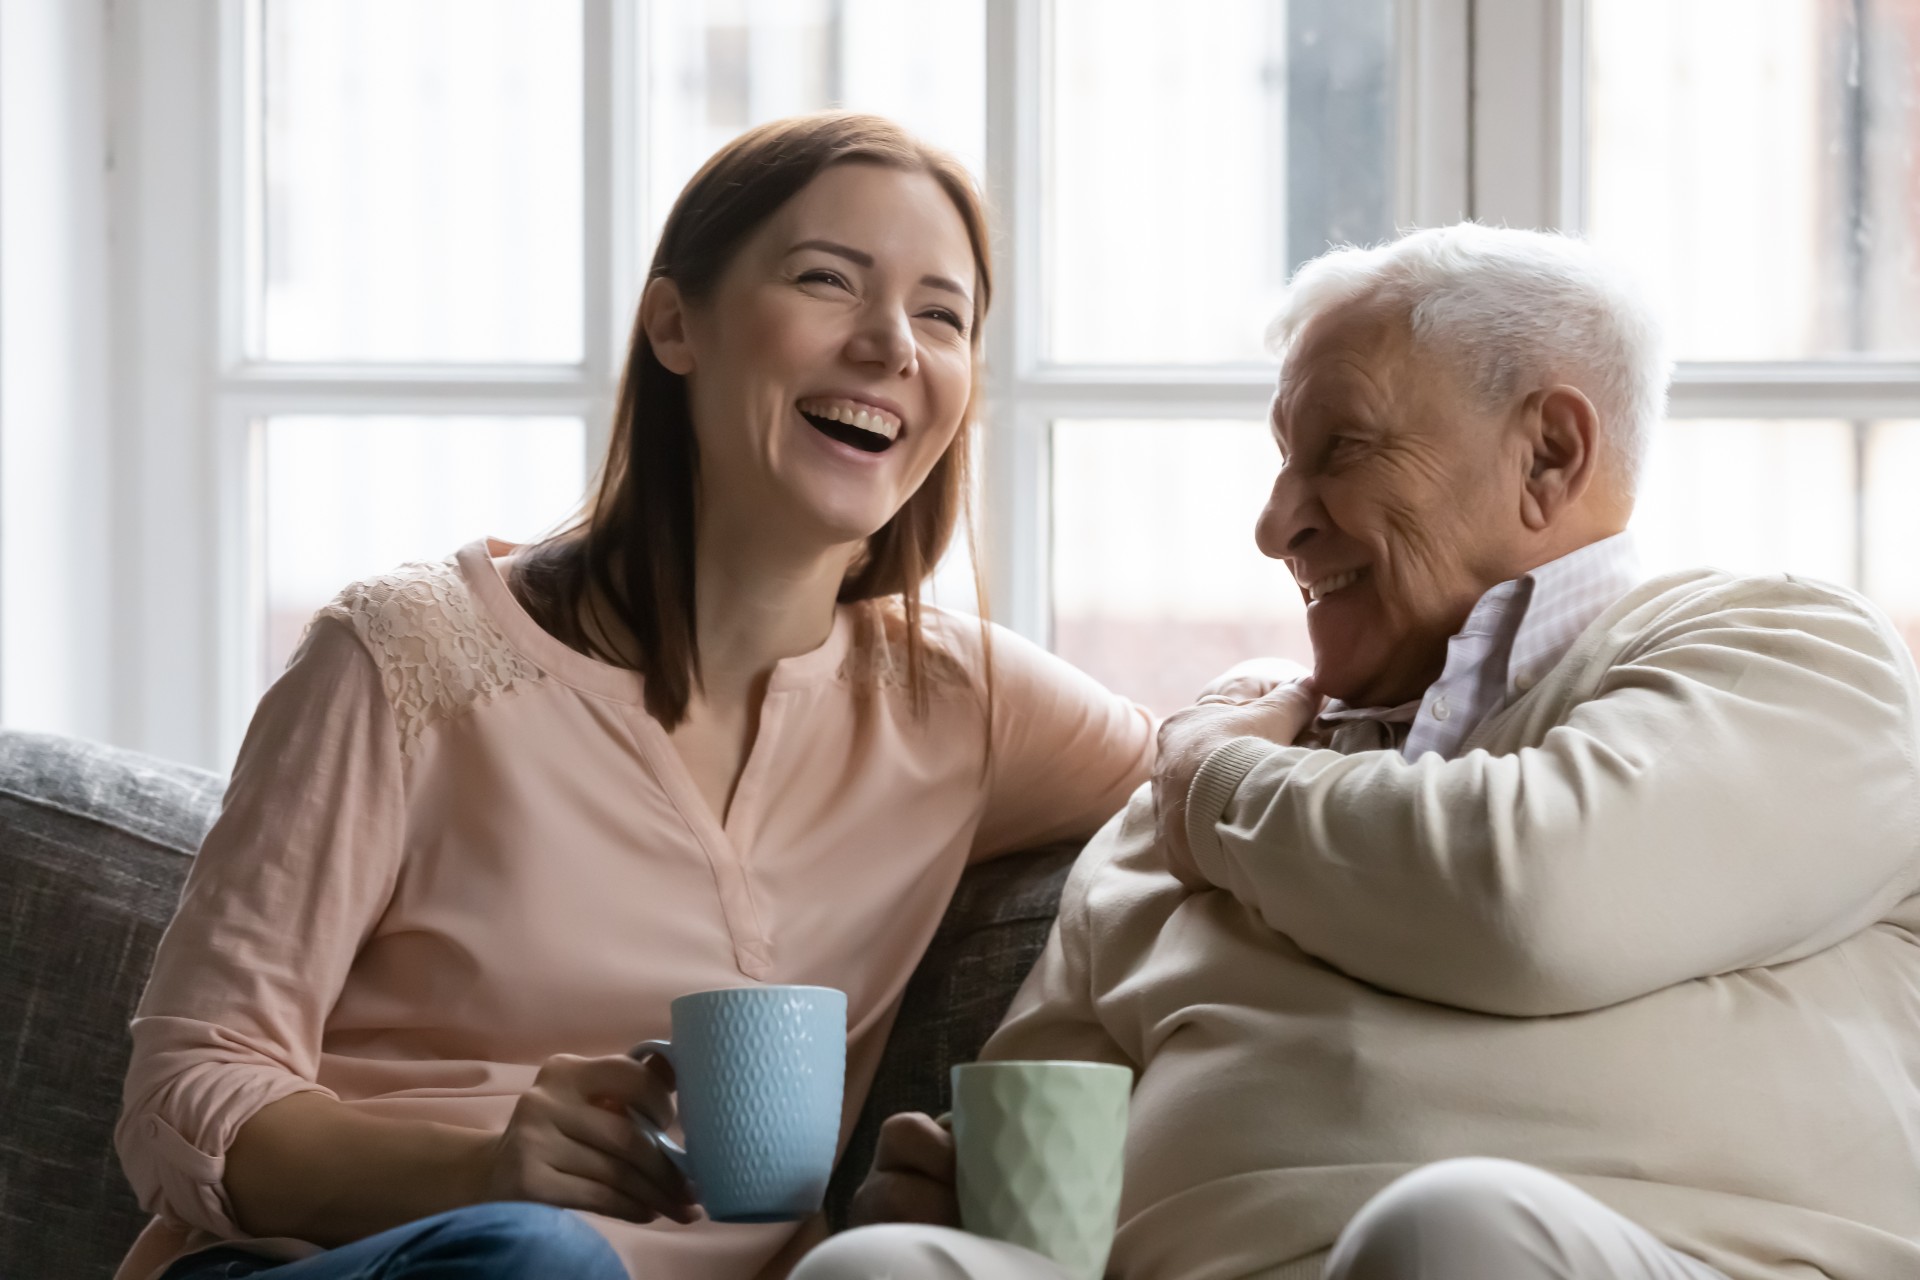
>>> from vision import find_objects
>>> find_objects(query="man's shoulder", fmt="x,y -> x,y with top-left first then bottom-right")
1611,568 -> 1907,657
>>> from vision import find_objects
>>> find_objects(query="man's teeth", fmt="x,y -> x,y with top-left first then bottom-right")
797,400 -> 901,442
1308,569 -> 1365,602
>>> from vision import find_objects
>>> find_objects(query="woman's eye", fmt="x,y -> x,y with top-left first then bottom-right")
798,268 -> 851,291
921,307 -> 967,334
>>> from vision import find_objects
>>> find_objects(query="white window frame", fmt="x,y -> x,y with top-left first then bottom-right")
108,0 -> 1476,768
107,0 -> 1915,770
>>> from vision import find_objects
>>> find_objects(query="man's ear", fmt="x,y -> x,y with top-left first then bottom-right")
641,278 -> 696,375
1518,384 -> 1600,531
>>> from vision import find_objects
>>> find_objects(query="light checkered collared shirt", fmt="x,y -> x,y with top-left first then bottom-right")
1313,532 -> 1645,762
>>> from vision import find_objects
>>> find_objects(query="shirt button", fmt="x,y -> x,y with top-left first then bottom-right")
1515,670 -> 1536,692
1431,696 -> 1451,721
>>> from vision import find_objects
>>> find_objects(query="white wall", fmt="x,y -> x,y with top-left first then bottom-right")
0,0 -> 117,741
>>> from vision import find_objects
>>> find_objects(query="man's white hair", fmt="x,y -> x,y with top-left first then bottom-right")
1266,223 -> 1672,492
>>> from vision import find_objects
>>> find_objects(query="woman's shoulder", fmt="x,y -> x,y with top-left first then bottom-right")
840,598 -> 993,699
840,598 -> 1096,703
297,550 -> 545,754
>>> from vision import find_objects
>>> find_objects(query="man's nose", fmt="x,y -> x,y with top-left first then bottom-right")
1255,467 -> 1320,560
845,302 -> 918,378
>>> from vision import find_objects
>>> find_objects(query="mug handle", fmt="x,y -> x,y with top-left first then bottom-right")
627,1039 -> 691,1176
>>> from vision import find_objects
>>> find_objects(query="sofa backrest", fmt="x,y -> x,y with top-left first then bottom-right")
0,730 -> 221,1279
0,728 -> 1077,1273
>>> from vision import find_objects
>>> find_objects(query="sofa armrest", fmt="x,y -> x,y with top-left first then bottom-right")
823,842 -> 1081,1229
0,730 -> 221,1278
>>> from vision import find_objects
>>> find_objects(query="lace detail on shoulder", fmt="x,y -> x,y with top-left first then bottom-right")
303,555 -> 544,756
838,598 -> 979,699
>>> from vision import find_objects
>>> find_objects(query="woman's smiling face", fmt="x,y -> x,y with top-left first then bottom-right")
647,162 -> 979,551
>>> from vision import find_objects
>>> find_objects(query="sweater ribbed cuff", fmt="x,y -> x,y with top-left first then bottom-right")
1183,735 -> 1276,874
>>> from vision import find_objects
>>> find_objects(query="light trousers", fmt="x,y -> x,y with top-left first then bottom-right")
792,1159 -> 1733,1280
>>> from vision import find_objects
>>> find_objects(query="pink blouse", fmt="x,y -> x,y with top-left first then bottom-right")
115,539 -> 1154,1280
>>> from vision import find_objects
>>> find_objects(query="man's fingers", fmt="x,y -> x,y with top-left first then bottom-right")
849,1170 -> 962,1229
872,1112 -> 955,1182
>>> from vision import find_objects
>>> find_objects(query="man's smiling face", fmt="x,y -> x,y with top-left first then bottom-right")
1255,299 -> 1533,707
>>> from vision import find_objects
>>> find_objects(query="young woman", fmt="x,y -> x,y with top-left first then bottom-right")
116,113 -> 1153,1280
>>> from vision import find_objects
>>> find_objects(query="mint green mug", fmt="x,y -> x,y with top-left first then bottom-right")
950,1061 -> 1132,1279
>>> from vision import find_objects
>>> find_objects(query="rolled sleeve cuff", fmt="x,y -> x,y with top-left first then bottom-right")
1183,735 -> 1276,874
119,1067 -> 335,1238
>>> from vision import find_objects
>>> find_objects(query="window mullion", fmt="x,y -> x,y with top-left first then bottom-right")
1467,0 -> 1582,229
983,0 -> 1049,642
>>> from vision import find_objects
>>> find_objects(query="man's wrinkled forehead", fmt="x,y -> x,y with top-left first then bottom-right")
1272,298 -> 1414,439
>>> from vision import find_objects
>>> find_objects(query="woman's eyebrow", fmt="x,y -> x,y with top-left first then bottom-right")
788,239 -> 971,302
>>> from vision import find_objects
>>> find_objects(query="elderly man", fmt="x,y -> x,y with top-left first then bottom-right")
794,224 -> 1920,1280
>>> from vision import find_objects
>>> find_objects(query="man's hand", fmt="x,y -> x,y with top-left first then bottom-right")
847,1112 -> 959,1229
1195,656 -> 1312,704
1154,678 -> 1322,886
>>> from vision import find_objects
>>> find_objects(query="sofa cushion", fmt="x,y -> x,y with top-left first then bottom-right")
0,730 -> 221,1278
823,845 -> 1077,1229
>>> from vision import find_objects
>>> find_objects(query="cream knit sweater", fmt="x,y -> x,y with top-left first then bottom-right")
985,570 -> 1920,1280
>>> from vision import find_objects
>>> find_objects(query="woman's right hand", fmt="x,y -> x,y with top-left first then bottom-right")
479,1052 -> 699,1224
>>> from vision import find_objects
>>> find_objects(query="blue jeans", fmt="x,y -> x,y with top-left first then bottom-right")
158,1203 -> 628,1280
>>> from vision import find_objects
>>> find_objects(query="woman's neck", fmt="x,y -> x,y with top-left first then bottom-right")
690,518 -> 856,709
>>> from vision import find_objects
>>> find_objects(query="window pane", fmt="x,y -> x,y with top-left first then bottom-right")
1046,0 -> 1397,364
260,0 -> 583,362
263,416 -> 586,684
639,0 -> 985,280
1630,419 -> 1856,584
1865,422 -> 1920,658
1586,0 -> 1920,361
1052,420 -> 1306,716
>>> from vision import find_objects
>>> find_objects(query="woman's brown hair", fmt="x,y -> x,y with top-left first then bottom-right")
511,112 -> 993,727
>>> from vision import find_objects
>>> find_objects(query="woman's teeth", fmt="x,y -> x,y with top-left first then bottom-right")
797,398 -> 901,451
1307,568 -> 1366,602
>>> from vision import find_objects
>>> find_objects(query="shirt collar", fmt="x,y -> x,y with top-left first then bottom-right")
1315,531 -> 1643,724
1504,530 -> 1643,694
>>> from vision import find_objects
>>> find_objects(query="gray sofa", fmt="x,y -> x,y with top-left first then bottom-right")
0,728 -> 1076,1277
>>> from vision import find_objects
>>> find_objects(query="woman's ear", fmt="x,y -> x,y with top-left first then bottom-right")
641,278 -> 696,375
1518,384 -> 1600,531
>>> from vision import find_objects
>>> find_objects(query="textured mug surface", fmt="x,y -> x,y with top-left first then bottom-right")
631,985 -> 847,1223
951,1061 -> 1132,1279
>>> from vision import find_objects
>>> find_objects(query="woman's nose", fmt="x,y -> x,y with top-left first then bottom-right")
846,303 -> 918,378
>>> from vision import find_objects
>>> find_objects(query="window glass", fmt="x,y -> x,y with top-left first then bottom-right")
1630,419 -> 1858,584
638,0 -> 985,277
1586,0 -> 1920,361
1864,421 -> 1920,657
262,416 -> 587,682
1045,0 -> 1397,364
259,0 -> 584,362
1051,420 -> 1307,716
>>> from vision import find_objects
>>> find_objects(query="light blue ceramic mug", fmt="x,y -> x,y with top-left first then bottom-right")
629,985 -> 847,1223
